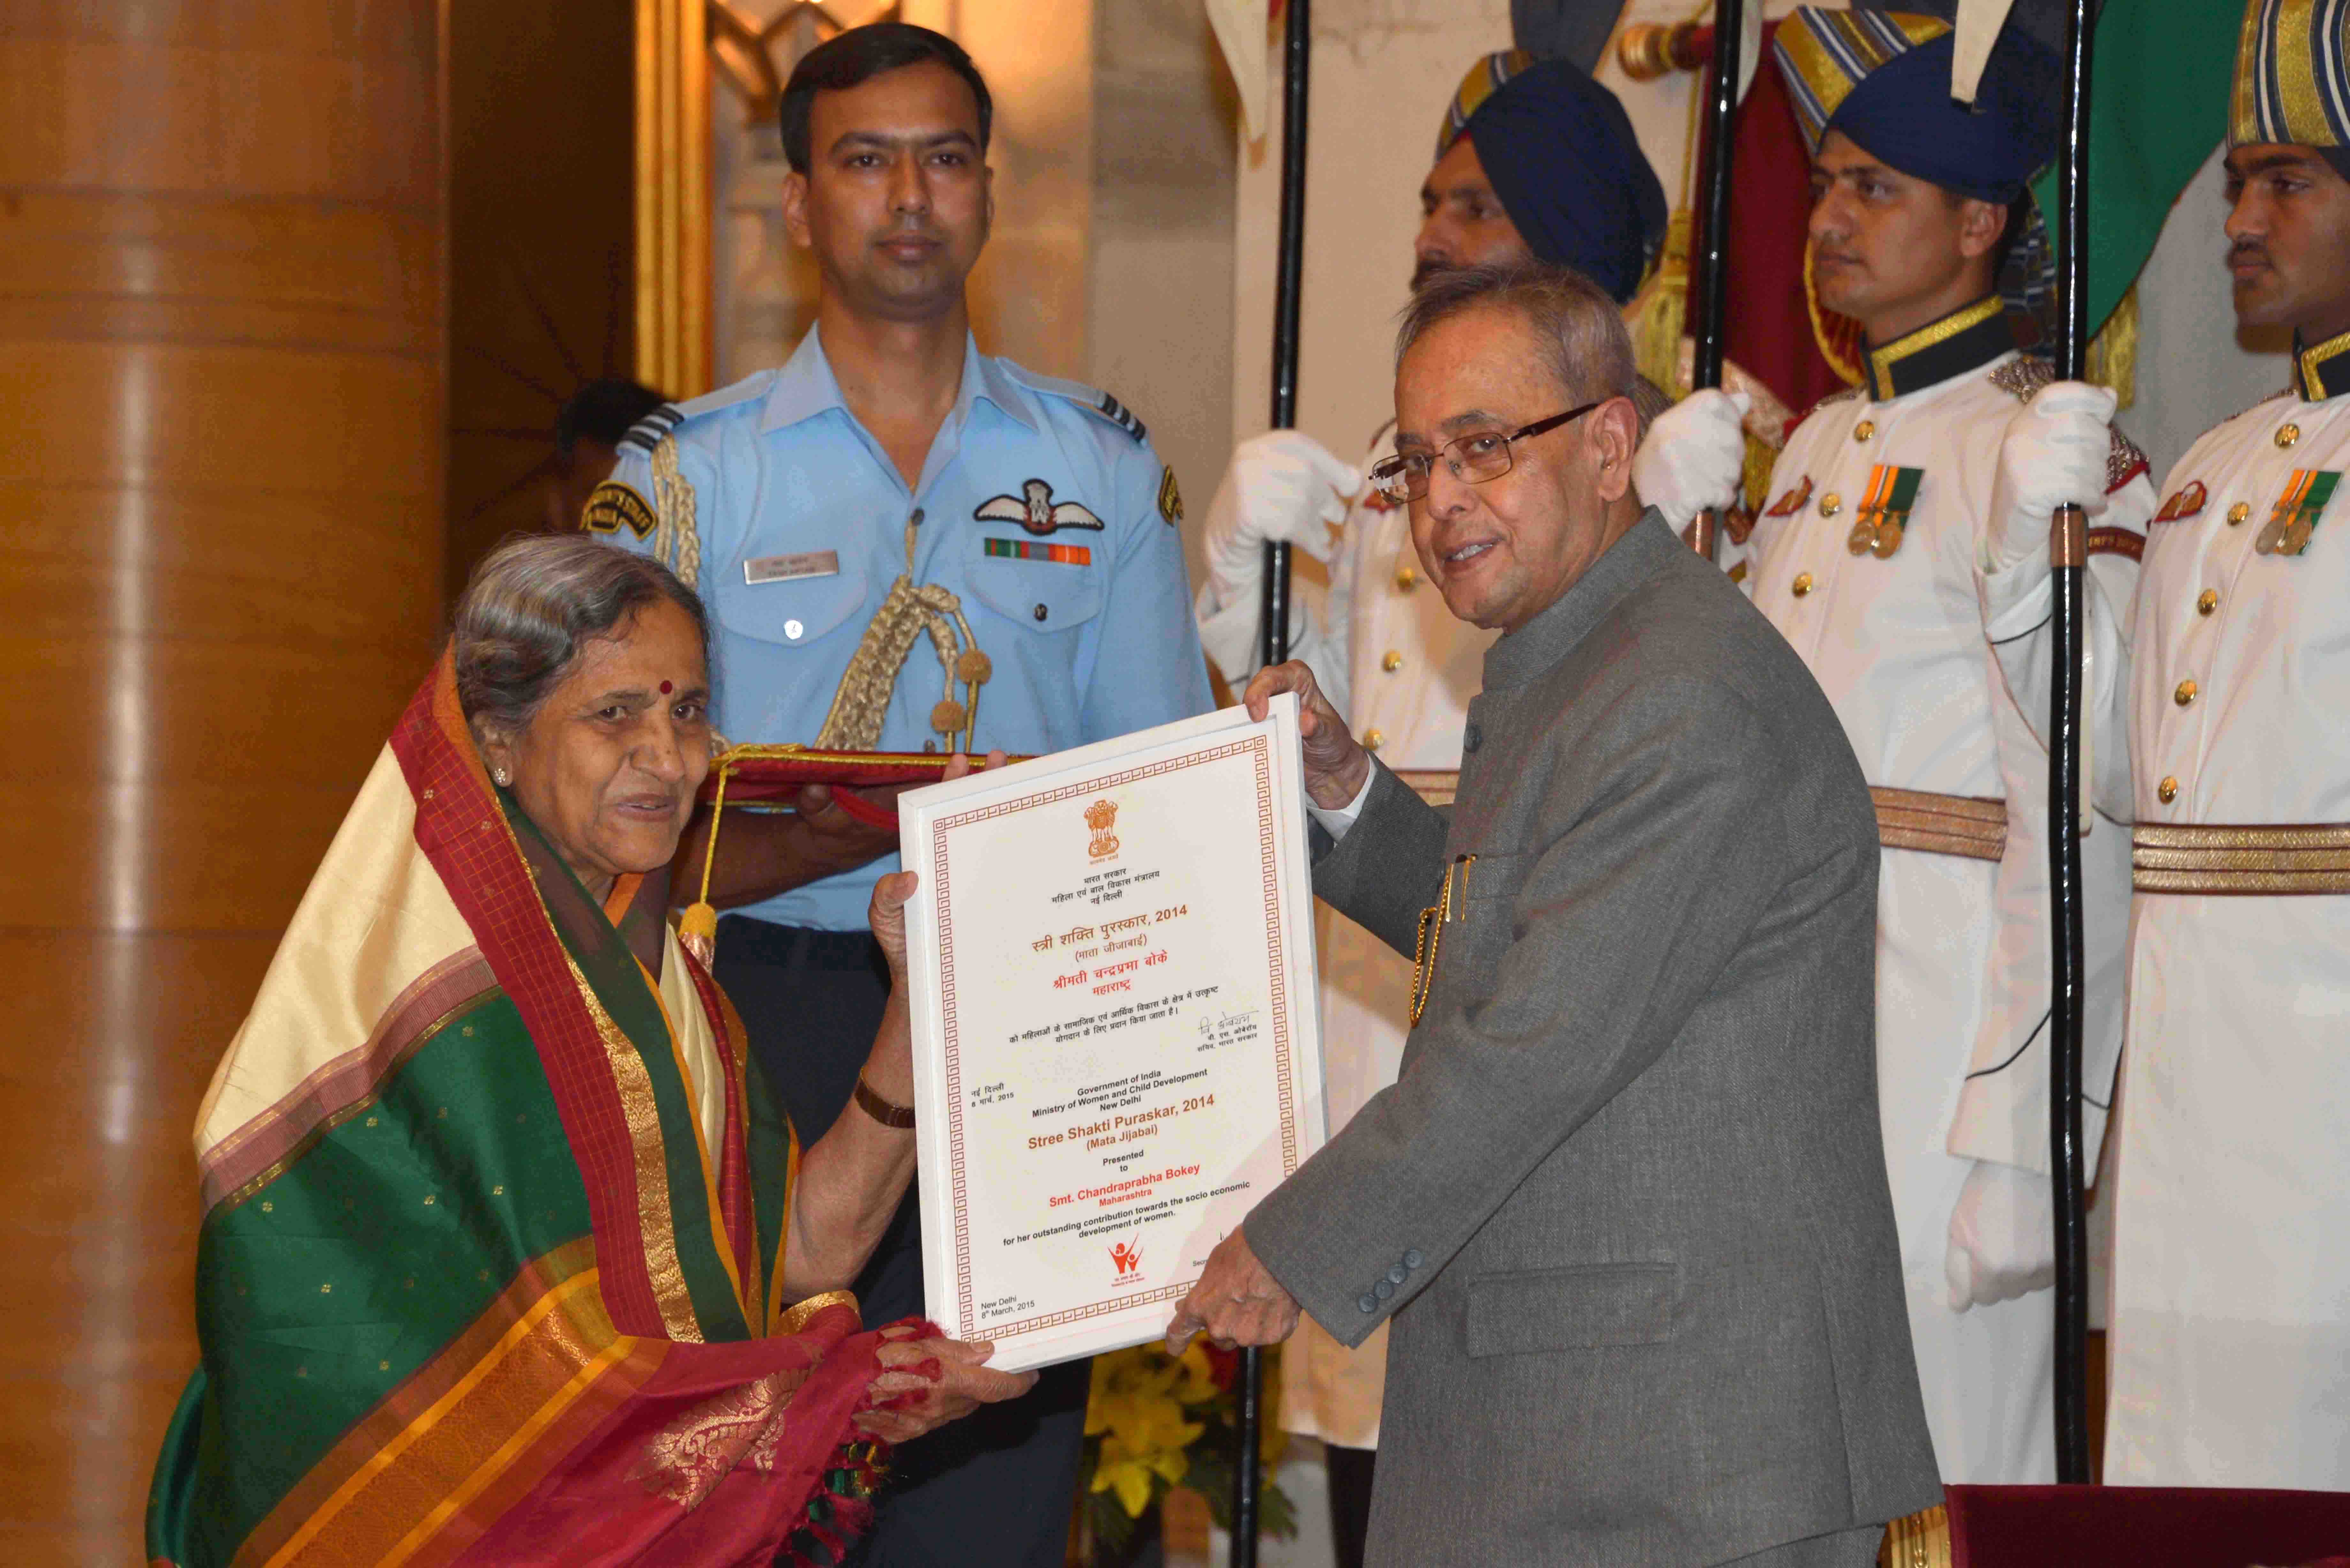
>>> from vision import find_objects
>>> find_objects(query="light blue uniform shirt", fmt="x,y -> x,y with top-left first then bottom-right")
594,326 -> 1212,932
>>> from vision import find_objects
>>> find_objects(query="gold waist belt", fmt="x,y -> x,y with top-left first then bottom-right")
1393,768 -> 1459,807
1870,787 -> 2008,862
2132,821 -> 2350,895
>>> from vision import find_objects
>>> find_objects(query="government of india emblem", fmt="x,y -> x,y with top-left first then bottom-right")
1086,798 -> 1120,861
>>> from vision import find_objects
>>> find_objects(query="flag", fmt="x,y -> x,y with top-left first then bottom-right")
1723,20 -> 1856,416
2020,0 -> 2237,341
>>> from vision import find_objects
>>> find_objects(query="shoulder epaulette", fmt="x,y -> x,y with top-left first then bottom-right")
616,371 -> 779,454
617,403 -> 683,455
1004,365 -> 1150,445
1990,355 -> 2058,402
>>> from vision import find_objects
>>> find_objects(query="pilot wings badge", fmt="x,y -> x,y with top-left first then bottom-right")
977,479 -> 1105,536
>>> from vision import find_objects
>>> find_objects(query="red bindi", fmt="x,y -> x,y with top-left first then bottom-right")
659,680 -> 673,695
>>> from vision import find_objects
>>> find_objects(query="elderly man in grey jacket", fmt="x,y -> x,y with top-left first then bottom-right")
1167,261 -> 1939,1566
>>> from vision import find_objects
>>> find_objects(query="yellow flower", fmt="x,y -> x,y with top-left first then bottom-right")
1090,1429 -> 1195,1516
1087,1346 -> 1182,1434
1172,1343 -> 1222,1405
1083,1346 -> 1207,1516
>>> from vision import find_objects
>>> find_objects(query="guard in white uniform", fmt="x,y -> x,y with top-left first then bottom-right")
1192,51 -> 1746,1564
2103,0 -> 2350,1489
1725,11 -> 2156,1483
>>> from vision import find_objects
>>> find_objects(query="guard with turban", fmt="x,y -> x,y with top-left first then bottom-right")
1424,50 -> 1667,303
1729,6 -> 2157,1486
2102,0 -> 2350,1492
1186,49 -> 1746,1567
1775,7 -> 2064,382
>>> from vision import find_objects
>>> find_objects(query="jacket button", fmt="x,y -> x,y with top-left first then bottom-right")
1403,1249 -> 1423,1268
1357,1293 -> 1378,1314
2174,679 -> 2198,706
1462,727 -> 1480,754
2278,423 -> 2301,448
1362,728 -> 1384,752
1386,1264 -> 1407,1285
1382,650 -> 1404,672
2197,589 -> 2219,615
1792,571 -> 1814,597
1853,419 -> 1875,443
1819,493 -> 1842,518
910,508 -> 926,526
1034,603 -> 1049,622
1396,566 -> 1417,590
2158,776 -> 2179,803
2227,502 -> 2250,526
1374,1279 -> 1394,1300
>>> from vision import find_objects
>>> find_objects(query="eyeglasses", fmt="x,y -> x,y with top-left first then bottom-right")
1367,401 -> 1603,503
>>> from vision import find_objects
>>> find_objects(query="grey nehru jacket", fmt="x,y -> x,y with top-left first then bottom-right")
1246,512 -> 1940,1566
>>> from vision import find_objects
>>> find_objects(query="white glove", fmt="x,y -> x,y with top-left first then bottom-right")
1986,380 -> 2115,571
1203,431 -> 1360,610
1630,388 -> 1751,531
1944,1159 -> 2055,1312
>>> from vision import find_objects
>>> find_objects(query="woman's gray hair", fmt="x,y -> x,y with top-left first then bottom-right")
454,534 -> 710,736
1396,261 -> 1638,414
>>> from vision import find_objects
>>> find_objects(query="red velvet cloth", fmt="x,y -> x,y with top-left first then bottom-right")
699,750 -> 969,805
696,750 -> 1029,807
1718,20 -> 1854,421
1947,1484 -> 2350,1567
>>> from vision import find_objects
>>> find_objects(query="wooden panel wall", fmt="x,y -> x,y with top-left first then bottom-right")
0,4 -> 445,1557
444,0 -> 636,594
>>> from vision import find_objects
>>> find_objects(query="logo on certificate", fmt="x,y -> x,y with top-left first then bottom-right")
1109,1240 -> 1142,1278
1086,798 -> 1121,861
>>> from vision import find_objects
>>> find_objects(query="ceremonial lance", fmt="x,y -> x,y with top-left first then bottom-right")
1685,0 -> 1745,562
2047,0 -> 2098,1487
1240,0 -> 1313,1555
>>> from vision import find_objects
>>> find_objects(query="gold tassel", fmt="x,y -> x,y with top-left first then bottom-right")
2087,283 -> 2139,410
678,900 -> 718,967
1626,209 -> 1694,395
679,755 -> 730,967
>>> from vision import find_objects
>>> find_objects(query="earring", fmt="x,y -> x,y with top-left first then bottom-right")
493,767 -> 511,787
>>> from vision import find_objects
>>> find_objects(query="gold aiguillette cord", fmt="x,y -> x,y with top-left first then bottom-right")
1409,853 -> 1479,1026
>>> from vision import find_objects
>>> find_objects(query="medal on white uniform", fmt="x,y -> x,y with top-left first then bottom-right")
2255,468 -> 2340,556
1846,464 -> 1926,559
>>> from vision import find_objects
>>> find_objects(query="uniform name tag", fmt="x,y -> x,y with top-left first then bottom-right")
744,550 -> 840,585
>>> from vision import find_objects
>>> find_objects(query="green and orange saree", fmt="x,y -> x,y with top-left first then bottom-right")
148,656 -> 913,1567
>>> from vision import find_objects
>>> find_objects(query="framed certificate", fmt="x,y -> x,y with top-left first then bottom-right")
896,697 -> 1326,1371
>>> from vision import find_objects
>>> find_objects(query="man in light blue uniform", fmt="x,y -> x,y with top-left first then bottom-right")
587,22 -> 1209,1565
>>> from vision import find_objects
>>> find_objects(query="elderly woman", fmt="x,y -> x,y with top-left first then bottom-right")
147,536 -> 1030,1567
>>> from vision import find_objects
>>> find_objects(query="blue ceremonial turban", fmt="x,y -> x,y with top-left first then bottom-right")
1775,9 -> 2060,204
2232,0 -> 2350,182
1438,51 -> 1668,303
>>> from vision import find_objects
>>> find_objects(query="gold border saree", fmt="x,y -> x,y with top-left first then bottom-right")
148,654 -> 915,1567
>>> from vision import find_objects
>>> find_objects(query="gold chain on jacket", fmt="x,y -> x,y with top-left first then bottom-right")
1409,853 -> 1479,1026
